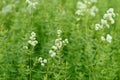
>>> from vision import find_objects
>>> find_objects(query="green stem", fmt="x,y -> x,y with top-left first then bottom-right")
29,47 -> 34,80
59,49 -> 62,66
29,6 -> 34,80
29,54 -> 32,80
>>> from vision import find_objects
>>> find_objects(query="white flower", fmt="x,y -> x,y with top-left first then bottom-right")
57,30 -> 62,37
31,32 -> 36,37
49,50 -> 56,57
107,8 -> 115,17
41,63 -> 45,67
55,41 -> 62,49
103,13 -> 112,20
106,34 -> 112,43
101,19 -> 107,25
30,41 -> 36,46
95,24 -> 102,30
29,2 -> 38,9
76,1 -> 87,16
77,1 -> 87,10
104,13 -> 115,24
34,40 -> 38,44
52,46 -> 58,51
38,57 -> 47,66
110,18 -> 115,24
75,10 -> 83,15
28,40 -> 38,46
101,34 -> 112,43
55,38 -> 62,49
101,36 -> 106,41
90,6 -> 98,17
101,19 -> 110,28
57,30 -> 62,35
63,39 -> 69,46
28,40 -> 32,44
107,8 -> 114,13
49,30 -> 68,58
38,57 -> 42,62
28,32 -> 38,46
30,36 -> 36,40
95,26 -> 99,30
95,8 -> 115,31
43,59 -> 47,63
64,39 -> 69,44
26,0 -> 38,9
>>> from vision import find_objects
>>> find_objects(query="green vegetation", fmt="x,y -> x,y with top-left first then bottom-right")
0,0 -> 120,80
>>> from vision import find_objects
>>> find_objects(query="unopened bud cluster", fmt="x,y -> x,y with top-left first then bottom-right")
38,57 -> 47,67
28,32 -> 38,46
49,30 -> 68,57
23,46 -> 28,50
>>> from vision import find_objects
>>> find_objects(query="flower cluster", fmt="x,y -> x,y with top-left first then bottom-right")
103,8 -> 115,24
95,8 -> 115,30
49,30 -> 68,57
28,32 -> 38,46
101,34 -> 112,43
38,57 -> 47,67
90,6 -> 98,17
75,0 -> 98,21
95,8 -> 115,43
26,0 -> 38,9
75,1 -> 87,16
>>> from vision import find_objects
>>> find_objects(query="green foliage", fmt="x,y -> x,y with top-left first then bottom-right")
0,0 -> 120,80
